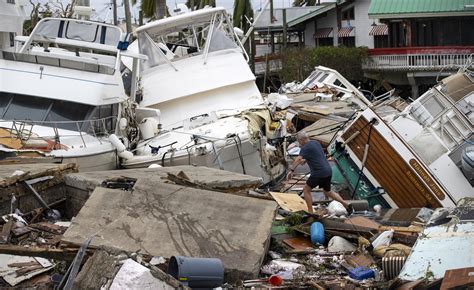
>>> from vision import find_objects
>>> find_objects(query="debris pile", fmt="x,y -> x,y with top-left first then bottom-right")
1,162 -> 473,289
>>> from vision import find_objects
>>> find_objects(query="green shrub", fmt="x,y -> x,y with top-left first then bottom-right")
280,46 -> 369,83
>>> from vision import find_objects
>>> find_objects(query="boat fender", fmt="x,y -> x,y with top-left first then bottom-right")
109,134 -> 126,152
119,118 -> 128,131
109,134 -> 133,160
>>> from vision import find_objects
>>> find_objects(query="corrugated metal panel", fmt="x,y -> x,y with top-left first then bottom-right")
369,0 -> 474,17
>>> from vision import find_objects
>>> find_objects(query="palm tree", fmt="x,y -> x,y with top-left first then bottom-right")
133,0 -> 167,19
185,0 -> 215,11
233,0 -> 253,33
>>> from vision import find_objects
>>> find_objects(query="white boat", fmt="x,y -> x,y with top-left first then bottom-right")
0,17 -> 142,171
329,64 -> 474,208
119,7 -> 286,182
0,0 -> 26,52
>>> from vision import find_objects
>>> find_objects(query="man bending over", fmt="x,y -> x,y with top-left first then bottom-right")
287,131 -> 353,214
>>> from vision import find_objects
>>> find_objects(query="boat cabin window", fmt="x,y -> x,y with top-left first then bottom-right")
138,11 -> 241,71
0,92 -> 117,133
33,19 -> 121,46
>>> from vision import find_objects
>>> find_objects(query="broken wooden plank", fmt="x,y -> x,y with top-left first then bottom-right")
282,237 -> 314,251
270,192 -> 307,212
0,245 -> 84,262
345,216 -> 381,231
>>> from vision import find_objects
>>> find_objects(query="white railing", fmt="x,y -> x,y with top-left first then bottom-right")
255,58 -> 283,75
364,53 -> 473,71
0,116 -> 117,148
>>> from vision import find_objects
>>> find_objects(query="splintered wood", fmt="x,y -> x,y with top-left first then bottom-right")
270,192 -> 308,212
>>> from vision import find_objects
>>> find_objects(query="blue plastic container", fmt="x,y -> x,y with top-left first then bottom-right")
310,222 -> 325,245
348,267 -> 375,280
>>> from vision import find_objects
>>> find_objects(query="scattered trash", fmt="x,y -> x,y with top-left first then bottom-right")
327,236 -> 357,253
372,230 -> 394,248
327,200 -> 348,216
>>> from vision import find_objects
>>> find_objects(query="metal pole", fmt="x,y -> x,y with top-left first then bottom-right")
112,0 -> 118,25
124,0 -> 133,34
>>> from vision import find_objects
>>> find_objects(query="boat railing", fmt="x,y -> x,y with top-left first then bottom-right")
1,116 -> 118,149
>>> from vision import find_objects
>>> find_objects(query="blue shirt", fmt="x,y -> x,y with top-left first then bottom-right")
299,140 -> 332,178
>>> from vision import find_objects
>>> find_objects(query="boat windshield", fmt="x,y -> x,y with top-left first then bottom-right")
0,92 -> 118,133
137,9 -> 240,71
31,18 -> 121,46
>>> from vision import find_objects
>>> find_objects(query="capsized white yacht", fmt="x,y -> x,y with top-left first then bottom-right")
119,7 -> 286,183
0,18 -> 142,171
328,64 -> 474,209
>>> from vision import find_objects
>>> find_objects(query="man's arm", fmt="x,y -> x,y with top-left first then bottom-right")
287,155 -> 305,180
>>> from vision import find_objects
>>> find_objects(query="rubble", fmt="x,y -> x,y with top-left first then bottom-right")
61,167 -> 276,281
0,157 -> 471,288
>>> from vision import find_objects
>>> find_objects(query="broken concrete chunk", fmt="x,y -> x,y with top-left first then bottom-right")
110,259 -> 175,290
62,178 -> 276,281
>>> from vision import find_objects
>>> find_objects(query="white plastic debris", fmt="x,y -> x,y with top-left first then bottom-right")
373,204 -> 382,213
147,164 -> 162,168
149,256 -> 166,266
110,259 -> 174,290
268,251 -> 282,260
327,201 -> 348,216
316,92 -> 333,102
372,230 -> 394,248
267,93 -> 293,109
10,170 -> 25,177
327,236 -> 357,252
261,259 -> 305,279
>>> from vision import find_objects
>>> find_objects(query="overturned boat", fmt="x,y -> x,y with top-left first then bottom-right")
119,7 -> 286,182
0,18 -> 141,171
330,66 -> 473,208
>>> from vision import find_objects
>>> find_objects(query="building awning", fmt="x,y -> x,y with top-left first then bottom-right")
338,27 -> 354,38
369,24 -> 388,36
368,0 -> 474,19
314,28 -> 333,38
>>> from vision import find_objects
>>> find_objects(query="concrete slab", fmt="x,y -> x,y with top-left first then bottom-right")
64,166 -> 263,193
62,177 -> 276,281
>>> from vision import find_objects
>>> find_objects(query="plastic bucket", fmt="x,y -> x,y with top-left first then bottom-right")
310,222 -> 325,245
168,256 -> 224,288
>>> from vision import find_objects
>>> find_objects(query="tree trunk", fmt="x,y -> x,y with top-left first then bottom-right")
155,0 -> 166,19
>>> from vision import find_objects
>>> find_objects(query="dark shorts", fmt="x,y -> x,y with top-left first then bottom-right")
306,175 -> 332,191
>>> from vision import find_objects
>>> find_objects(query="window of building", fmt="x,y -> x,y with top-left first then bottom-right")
7,0 -> 15,4
342,7 -> 355,21
317,37 -> 333,46
9,33 -> 15,47
340,37 -> 355,47
374,35 -> 389,48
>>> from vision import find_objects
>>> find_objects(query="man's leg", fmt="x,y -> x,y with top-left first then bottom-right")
303,185 -> 314,213
324,190 -> 349,208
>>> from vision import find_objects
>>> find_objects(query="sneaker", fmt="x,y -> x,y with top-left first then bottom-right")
347,204 -> 355,215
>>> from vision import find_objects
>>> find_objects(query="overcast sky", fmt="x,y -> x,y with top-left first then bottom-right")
54,0 -> 293,25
